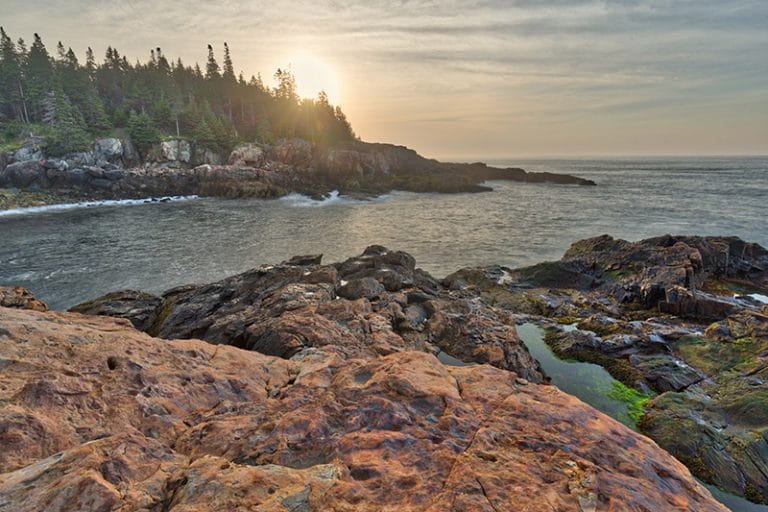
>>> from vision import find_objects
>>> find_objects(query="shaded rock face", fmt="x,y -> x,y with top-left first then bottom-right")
157,139 -> 192,163
0,160 -> 46,188
71,247 -> 544,382
448,234 -> 768,503
93,138 -> 124,165
1,137 -> 595,208
0,305 -> 727,511
228,142 -> 266,167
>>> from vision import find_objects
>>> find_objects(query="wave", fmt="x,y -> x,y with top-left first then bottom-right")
280,190 -> 394,208
0,196 -> 200,217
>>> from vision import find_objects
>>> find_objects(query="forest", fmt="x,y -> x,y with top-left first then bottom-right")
0,28 -> 356,156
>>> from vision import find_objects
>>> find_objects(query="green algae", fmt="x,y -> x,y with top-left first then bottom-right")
608,381 -> 650,423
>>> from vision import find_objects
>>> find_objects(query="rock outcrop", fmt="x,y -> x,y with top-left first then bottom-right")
0,297 -> 726,511
0,137 -> 595,209
72,246 -> 544,382
447,234 -> 768,503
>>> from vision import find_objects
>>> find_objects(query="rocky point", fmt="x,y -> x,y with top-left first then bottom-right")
0,137 -> 595,210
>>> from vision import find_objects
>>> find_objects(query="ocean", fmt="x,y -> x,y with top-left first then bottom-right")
1,156 -> 766,310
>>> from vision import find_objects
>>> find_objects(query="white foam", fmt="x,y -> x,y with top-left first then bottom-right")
0,196 -> 199,217
280,190 -> 346,208
749,293 -> 768,305
280,190 -> 392,208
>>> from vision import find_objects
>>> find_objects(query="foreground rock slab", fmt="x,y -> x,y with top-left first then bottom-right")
0,303 -> 726,511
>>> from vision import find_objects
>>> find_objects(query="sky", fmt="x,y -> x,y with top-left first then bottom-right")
1,0 -> 767,158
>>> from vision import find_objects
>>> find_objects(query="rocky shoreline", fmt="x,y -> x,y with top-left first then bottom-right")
1,234 -> 767,509
0,136 -> 595,210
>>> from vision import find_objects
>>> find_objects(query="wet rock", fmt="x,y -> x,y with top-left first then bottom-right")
0,306 -> 728,511
627,354 -> 704,392
69,290 -> 163,331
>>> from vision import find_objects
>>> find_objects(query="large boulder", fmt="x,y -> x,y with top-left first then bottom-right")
229,142 -> 266,167
93,138 -> 123,165
64,151 -> 96,168
121,137 -> 141,167
0,160 -> 46,188
12,142 -> 43,163
192,147 -> 223,166
0,304 -> 729,511
269,138 -> 315,167
158,139 -> 192,163
0,287 -> 48,311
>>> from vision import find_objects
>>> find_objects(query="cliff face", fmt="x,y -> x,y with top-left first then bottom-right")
0,296 -> 726,511
0,137 -> 595,206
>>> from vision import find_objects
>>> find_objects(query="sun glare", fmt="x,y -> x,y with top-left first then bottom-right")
287,53 -> 341,105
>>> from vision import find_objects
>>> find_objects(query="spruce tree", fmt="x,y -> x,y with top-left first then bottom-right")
205,44 -> 219,79
25,33 -> 55,122
127,110 -> 160,154
0,27 -> 27,122
222,43 -> 235,82
42,88 -> 91,155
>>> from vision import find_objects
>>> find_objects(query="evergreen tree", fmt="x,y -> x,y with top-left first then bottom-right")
0,30 -> 358,150
222,42 -> 235,82
42,88 -> 91,155
25,33 -> 55,122
127,110 -> 160,154
0,27 -> 28,122
85,47 -> 96,79
205,44 -> 219,79
152,92 -> 174,132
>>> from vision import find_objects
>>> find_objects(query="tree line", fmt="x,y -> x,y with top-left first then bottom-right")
0,28 -> 356,156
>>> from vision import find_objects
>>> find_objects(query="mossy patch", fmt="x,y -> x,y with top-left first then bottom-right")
721,390 -> 768,426
608,381 -> 650,423
675,335 -> 767,375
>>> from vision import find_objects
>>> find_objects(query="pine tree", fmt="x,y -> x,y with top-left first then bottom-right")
25,33 -> 55,122
205,44 -> 219,79
222,42 -> 235,82
0,27 -> 28,122
85,47 -> 96,79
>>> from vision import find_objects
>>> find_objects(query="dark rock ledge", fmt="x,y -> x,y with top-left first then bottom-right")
0,137 -> 595,209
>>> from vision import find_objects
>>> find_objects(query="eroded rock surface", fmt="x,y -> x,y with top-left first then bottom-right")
0,304 -> 726,511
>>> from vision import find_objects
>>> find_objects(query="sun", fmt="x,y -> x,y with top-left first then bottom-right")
286,53 -> 341,105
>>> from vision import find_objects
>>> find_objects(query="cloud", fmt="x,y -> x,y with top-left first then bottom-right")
1,0 -> 765,155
